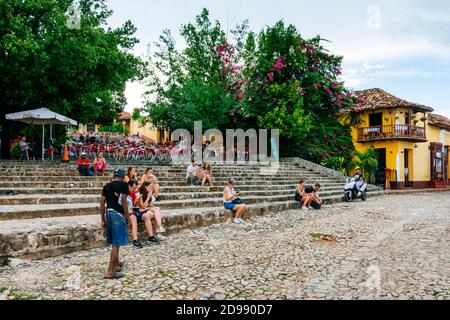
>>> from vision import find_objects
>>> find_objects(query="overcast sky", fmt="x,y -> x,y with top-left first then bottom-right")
106,0 -> 450,118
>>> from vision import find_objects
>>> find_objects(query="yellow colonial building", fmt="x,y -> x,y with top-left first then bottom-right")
117,112 -> 170,143
352,88 -> 450,189
78,111 -> 170,144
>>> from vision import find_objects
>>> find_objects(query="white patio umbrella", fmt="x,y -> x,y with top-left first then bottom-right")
5,108 -> 78,160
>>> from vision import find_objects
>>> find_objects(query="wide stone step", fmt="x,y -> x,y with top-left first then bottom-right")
0,189 -> 383,220
0,186 -> 349,205
0,183 -> 346,195
0,192 -> 384,261
0,170 -> 314,179
0,167 -> 303,172
0,178 -> 340,188
2,174 -> 326,182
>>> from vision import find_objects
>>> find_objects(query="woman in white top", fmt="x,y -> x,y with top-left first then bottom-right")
223,178 -> 248,224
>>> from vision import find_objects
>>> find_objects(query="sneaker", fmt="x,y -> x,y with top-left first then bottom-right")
238,218 -> 246,224
233,218 -> 242,224
147,236 -> 160,245
156,226 -> 166,234
132,240 -> 143,249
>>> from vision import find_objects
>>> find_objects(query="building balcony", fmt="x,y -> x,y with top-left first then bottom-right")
357,125 -> 427,143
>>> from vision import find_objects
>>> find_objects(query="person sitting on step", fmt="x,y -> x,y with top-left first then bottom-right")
125,167 -> 137,183
201,163 -> 213,188
303,183 -> 323,210
125,180 -> 161,249
140,168 -> 161,201
138,181 -> 166,243
77,152 -> 94,176
223,178 -> 248,224
295,179 -> 307,207
186,160 -> 200,187
93,152 -> 107,176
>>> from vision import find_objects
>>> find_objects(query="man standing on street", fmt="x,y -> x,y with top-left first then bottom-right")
100,168 -> 130,279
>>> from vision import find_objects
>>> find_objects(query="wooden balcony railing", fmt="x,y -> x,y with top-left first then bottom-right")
357,125 -> 426,142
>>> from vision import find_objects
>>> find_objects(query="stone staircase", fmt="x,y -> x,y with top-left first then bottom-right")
0,159 -> 384,261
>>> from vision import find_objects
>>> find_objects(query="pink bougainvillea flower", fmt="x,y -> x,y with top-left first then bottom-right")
216,44 -> 226,52
274,56 -> 286,70
331,82 -> 339,89
306,45 -> 314,55
267,72 -> 274,82
326,88 -> 333,96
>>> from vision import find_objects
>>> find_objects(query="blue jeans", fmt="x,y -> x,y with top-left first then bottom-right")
78,166 -> 94,176
224,202 -> 237,211
105,210 -> 129,247
186,175 -> 199,184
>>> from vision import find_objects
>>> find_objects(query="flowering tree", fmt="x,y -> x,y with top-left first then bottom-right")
144,9 -> 237,132
232,21 -> 364,162
144,10 -> 364,164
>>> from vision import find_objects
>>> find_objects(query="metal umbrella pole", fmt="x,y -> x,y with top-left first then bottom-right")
42,124 -> 45,161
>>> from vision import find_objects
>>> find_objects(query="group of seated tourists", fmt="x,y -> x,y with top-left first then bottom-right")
185,160 -> 249,224
121,167 -> 165,248
77,152 -> 107,176
185,160 -> 213,188
295,179 -> 323,210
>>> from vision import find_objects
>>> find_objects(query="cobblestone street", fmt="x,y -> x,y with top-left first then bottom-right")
0,193 -> 449,300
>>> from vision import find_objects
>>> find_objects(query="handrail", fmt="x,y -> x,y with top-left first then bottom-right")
357,125 -> 426,141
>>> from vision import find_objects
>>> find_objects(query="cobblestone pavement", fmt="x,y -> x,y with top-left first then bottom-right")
0,193 -> 449,300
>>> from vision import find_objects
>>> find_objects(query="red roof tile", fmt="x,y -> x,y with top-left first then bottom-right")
118,112 -> 131,120
429,113 -> 450,131
359,88 -> 434,113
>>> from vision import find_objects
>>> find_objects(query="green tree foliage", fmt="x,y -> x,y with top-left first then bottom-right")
143,9 -> 237,132
353,148 -> 379,184
143,10 -> 364,164
0,0 -> 144,158
238,21 -> 363,162
98,123 -> 127,134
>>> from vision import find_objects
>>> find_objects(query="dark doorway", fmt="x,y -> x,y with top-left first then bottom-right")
405,111 -> 411,125
404,149 -> 411,187
369,113 -> 383,127
444,146 -> 448,185
374,148 -> 387,185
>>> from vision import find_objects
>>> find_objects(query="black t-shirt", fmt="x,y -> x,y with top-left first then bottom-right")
304,186 -> 315,194
102,180 -> 129,214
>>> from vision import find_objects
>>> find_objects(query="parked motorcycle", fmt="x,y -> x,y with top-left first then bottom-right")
344,177 -> 368,202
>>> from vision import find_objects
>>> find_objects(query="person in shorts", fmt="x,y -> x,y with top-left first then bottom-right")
223,178 -> 248,224
127,179 -> 161,248
186,160 -> 199,187
303,183 -> 323,210
100,168 -> 130,279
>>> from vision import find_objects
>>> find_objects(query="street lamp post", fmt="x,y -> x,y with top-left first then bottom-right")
122,121 -> 126,136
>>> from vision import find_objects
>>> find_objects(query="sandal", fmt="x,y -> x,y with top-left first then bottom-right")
104,271 -> 124,280
114,261 -> 125,273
